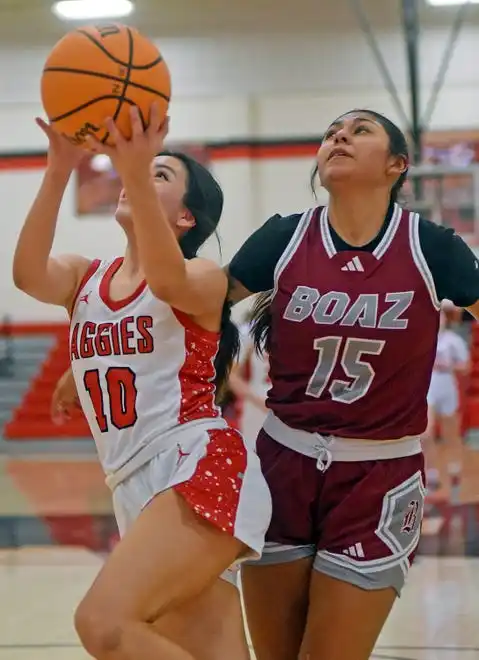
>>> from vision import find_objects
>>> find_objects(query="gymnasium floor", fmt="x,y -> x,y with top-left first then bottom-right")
0,548 -> 478,660
1,441 -> 479,660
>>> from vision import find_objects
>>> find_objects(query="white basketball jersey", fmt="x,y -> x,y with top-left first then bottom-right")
433,329 -> 469,372
248,350 -> 271,401
70,258 -> 220,475
238,324 -> 270,441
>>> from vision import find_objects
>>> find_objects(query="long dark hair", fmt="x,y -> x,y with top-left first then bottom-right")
250,109 -> 410,356
159,151 -> 240,399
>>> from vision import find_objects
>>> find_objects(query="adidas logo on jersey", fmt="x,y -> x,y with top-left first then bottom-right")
341,256 -> 364,272
342,542 -> 365,558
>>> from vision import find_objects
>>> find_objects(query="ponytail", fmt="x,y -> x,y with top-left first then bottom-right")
250,290 -> 274,356
159,150 -> 240,402
213,298 -> 240,403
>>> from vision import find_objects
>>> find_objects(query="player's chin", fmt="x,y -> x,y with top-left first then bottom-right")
115,202 -> 132,222
322,160 -> 357,185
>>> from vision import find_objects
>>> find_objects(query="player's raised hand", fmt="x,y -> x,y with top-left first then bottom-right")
85,104 -> 169,178
36,117 -> 86,173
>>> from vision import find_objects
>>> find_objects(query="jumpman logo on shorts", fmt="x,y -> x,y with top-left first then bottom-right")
176,444 -> 191,466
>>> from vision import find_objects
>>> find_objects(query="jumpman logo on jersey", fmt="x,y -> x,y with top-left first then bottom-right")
176,443 -> 191,466
79,292 -> 90,304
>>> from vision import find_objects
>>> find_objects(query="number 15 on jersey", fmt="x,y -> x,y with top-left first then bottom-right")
305,336 -> 385,404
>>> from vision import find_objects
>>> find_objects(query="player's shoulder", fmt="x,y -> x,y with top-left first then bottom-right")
263,210 -> 304,232
187,256 -> 223,273
259,209 -> 314,246
416,215 -> 455,247
186,257 -> 227,290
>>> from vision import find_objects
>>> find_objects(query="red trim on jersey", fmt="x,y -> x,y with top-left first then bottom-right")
172,309 -> 220,424
69,259 -> 102,318
172,309 -> 220,341
99,257 -> 147,312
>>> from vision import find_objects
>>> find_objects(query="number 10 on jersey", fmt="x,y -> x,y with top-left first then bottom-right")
84,367 -> 138,432
306,336 -> 385,404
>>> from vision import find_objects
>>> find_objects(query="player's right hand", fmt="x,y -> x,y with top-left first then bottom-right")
51,367 -> 81,425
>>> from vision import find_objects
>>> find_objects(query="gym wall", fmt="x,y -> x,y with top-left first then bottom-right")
1,28 -> 478,320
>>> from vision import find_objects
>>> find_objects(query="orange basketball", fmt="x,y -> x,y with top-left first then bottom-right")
40,24 -> 171,147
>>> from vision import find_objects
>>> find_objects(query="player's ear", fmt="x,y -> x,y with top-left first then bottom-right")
387,153 -> 408,181
177,208 -> 195,231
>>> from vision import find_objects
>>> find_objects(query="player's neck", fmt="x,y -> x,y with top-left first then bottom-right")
121,242 -> 143,279
328,190 -> 391,247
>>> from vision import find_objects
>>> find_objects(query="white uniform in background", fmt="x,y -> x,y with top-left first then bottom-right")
69,257 -> 271,566
238,324 -> 270,443
427,328 -> 469,417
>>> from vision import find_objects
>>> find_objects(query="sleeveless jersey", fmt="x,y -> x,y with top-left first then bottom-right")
248,351 -> 271,401
70,257 -> 220,474
237,324 -> 270,442
267,204 -> 440,440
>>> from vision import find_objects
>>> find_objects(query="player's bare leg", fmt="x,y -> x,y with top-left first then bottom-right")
439,412 -> 464,504
423,404 -> 443,496
74,489 -> 245,660
153,577 -> 250,660
299,573 -> 396,660
241,558 -> 313,660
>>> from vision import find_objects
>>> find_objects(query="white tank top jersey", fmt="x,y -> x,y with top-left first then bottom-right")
237,323 -> 270,442
433,328 -> 469,372
69,258 -> 221,475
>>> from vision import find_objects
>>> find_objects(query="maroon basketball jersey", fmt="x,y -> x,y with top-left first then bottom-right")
267,204 -> 440,439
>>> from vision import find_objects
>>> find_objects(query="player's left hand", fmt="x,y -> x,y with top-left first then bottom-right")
51,367 -> 81,425
86,103 -> 169,177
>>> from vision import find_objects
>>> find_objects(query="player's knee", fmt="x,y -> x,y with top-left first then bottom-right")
74,599 -> 129,657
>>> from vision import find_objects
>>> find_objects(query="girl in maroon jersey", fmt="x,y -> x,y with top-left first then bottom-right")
230,111 -> 479,660
53,109 -> 479,660
13,106 -> 272,660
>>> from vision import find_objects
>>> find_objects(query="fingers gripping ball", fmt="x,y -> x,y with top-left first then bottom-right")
41,23 -> 171,147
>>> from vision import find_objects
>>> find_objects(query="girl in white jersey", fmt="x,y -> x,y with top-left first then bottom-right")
424,303 -> 469,499
229,312 -> 269,442
13,106 -> 271,660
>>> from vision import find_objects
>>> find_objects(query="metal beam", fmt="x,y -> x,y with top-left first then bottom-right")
422,1 -> 470,129
347,0 -> 409,128
401,0 -> 421,166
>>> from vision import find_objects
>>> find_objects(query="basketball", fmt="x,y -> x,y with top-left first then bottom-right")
40,24 -> 171,147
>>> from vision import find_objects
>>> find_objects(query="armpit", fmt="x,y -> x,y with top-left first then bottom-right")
224,267 -> 253,305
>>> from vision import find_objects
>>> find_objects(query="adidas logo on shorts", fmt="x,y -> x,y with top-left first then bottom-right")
342,542 -> 365,558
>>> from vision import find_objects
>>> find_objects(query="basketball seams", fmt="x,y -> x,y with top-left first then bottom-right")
77,28 -> 164,70
50,95 -> 138,123
102,27 -> 135,144
113,27 -> 134,120
42,68 -> 170,102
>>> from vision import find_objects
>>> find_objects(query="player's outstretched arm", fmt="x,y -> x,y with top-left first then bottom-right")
13,118 -> 90,309
86,105 -> 230,316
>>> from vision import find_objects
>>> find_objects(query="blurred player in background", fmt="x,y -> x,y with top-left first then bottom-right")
424,301 -> 469,501
229,310 -> 269,442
